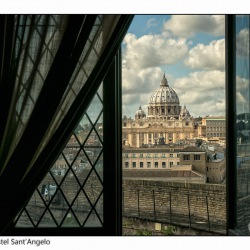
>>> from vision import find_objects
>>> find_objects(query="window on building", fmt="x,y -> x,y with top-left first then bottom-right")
139,154 -> 143,158
162,153 -> 166,158
125,162 -> 129,168
183,155 -> 190,160
154,153 -> 158,158
147,162 -> 151,168
146,153 -> 151,158
162,162 -> 166,168
124,153 -> 128,158
132,153 -> 136,158
140,162 -> 143,168
132,162 -> 136,168
154,162 -> 158,168
170,153 -> 173,158
170,162 -> 173,167
194,155 -> 201,160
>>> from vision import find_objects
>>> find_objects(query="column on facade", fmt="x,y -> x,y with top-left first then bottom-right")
165,132 -> 169,144
127,133 -> 132,147
173,132 -> 177,143
190,132 -> 194,139
136,133 -> 140,147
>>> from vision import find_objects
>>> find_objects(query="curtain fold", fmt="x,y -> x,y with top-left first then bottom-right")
0,14 -> 134,235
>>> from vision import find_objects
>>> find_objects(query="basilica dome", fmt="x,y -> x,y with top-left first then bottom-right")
180,105 -> 191,118
149,74 -> 180,105
135,106 -> 146,119
148,74 -> 181,118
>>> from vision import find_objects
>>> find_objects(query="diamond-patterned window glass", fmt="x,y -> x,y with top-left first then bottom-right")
15,83 -> 103,228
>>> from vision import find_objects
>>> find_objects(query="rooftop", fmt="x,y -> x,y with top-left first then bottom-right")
179,146 -> 206,153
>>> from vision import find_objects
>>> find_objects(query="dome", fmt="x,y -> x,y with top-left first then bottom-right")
148,74 -> 181,118
149,74 -> 180,105
180,105 -> 191,117
135,106 -> 146,119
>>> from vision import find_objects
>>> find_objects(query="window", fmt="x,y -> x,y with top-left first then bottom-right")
125,162 -> 129,168
124,153 -> 128,158
194,155 -> 201,160
146,153 -> 151,158
6,13 -> 250,236
170,162 -> 173,167
170,153 -> 173,158
147,162 -> 151,168
229,14 -> 250,235
183,155 -> 190,160
132,153 -> 136,158
162,153 -> 166,158
132,162 -> 136,168
154,153 -> 158,158
162,162 -> 166,168
139,154 -> 143,158
154,162 -> 158,168
140,162 -> 143,168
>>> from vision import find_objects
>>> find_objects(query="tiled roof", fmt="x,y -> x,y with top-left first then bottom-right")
180,146 -> 205,152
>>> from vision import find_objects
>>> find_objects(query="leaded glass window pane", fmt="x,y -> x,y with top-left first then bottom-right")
15,83 -> 103,228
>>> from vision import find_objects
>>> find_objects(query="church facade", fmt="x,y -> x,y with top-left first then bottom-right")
122,74 -> 198,147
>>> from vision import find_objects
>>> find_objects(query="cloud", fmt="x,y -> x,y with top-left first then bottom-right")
163,15 -> 225,38
147,18 -> 158,28
122,16 -> 226,118
236,75 -> 250,113
172,70 -> 225,116
123,33 -> 189,70
184,39 -> 225,70
236,28 -> 249,56
122,67 -> 163,95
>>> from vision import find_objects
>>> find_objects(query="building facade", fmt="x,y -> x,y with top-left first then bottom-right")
122,74 -> 198,147
204,116 -> 226,139
178,146 -> 226,184
122,146 -> 182,170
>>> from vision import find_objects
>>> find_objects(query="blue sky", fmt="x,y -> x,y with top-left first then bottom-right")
122,15 -> 250,118
122,15 -> 226,118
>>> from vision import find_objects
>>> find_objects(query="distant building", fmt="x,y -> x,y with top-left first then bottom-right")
204,116 -> 226,140
122,144 -> 225,184
122,74 -> 198,147
122,144 -> 182,170
178,146 -> 226,184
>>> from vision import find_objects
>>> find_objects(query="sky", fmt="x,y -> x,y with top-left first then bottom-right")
122,15 -> 226,118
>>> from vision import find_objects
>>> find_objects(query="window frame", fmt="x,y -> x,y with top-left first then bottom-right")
9,48 -> 124,236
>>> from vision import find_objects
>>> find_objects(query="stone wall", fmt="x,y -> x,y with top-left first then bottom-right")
122,179 -> 226,234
